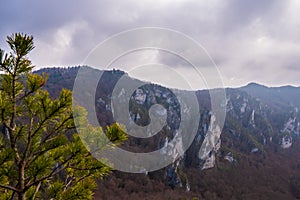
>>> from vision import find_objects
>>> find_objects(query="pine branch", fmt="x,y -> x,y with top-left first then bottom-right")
31,181 -> 41,200
0,183 -> 18,193
25,153 -> 77,190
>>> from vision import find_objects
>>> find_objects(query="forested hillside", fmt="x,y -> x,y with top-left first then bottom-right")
36,66 -> 300,200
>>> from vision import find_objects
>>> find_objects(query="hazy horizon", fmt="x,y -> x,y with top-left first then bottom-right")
1,0 -> 300,89
35,66 -> 300,90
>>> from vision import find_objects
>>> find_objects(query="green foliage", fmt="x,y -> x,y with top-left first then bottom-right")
0,33 -> 127,199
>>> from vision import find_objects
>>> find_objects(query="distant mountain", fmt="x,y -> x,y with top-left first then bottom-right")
240,82 -> 300,110
35,67 -> 300,200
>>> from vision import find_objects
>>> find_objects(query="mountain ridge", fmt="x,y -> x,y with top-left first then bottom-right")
35,66 -> 300,199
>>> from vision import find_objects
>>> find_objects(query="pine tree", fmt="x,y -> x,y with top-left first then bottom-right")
0,33 -> 127,199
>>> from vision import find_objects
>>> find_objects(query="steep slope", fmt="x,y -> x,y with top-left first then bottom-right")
35,67 -> 300,200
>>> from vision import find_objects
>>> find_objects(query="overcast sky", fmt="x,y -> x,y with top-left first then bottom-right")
1,0 -> 300,88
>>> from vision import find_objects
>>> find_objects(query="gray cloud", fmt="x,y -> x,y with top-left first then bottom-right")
0,0 -> 299,88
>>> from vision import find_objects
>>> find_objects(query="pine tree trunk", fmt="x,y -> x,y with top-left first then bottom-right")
18,193 -> 25,200
18,163 -> 25,200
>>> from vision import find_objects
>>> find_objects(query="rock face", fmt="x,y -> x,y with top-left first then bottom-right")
95,72 -> 300,190
198,114 -> 221,170
36,67 -> 300,197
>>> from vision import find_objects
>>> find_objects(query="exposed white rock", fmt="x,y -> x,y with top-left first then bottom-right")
166,98 -> 172,104
251,110 -> 255,122
136,113 -> 141,120
263,137 -> 266,145
198,114 -> 221,170
173,131 -> 184,158
118,88 -> 125,98
202,153 -> 215,170
282,117 -> 296,133
215,138 -> 221,152
105,104 -> 111,111
250,110 -> 255,127
139,168 -> 148,174
186,182 -> 190,192
251,148 -> 259,153
134,89 -> 146,104
160,137 -> 169,155
160,131 -> 184,161
296,122 -> 300,136
240,102 -> 247,113
96,97 -> 105,105
224,152 -> 235,163
281,136 -> 292,149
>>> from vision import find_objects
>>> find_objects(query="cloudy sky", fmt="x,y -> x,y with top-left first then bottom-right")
1,0 -> 300,88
